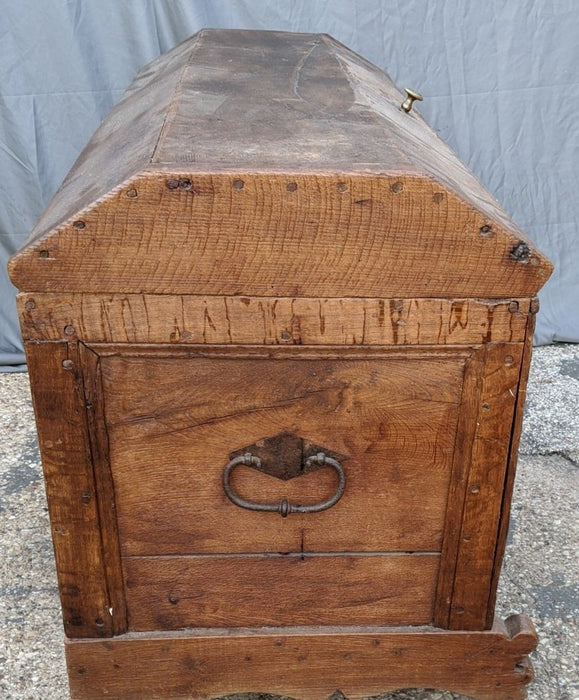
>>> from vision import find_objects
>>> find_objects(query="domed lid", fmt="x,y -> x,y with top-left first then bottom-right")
9,29 -> 551,298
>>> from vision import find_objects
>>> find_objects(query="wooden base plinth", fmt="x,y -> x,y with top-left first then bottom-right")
66,615 -> 537,700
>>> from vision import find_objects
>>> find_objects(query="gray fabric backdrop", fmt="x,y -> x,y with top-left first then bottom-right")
1,0 -> 577,369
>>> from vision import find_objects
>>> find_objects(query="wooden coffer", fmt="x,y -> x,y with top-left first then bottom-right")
9,30 -> 552,700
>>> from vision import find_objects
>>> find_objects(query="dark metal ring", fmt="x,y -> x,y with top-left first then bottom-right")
222,452 -> 346,517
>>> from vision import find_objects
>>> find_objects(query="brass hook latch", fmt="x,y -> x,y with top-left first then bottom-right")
401,88 -> 423,113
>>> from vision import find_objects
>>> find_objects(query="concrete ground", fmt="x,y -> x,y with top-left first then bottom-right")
0,344 -> 578,700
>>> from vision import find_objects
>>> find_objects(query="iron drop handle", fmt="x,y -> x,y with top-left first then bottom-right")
222,452 -> 346,517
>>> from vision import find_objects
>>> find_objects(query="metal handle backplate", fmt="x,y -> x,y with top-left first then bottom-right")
222,451 -> 346,518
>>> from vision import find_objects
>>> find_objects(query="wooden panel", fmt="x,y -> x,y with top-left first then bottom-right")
152,31 -> 414,170
96,350 -> 467,555
65,614 -> 538,700
24,342 -> 114,637
17,293 -> 531,345
8,173 -> 551,298
486,310 -> 538,627
448,342 -> 524,630
434,345 -> 486,628
78,344 -> 127,634
123,554 -> 439,629
10,31 -> 551,304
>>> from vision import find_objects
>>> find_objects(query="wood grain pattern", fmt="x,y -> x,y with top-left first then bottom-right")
8,173 -> 551,298
65,615 -> 538,700
434,345 -> 486,628
78,344 -> 127,635
486,312 -> 537,627
24,342 -> 114,637
96,349 -> 466,555
17,293 -> 531,345
122,554 -> 440,629
9,28 -> 552,700
10,29 -> 551,301
448,342 -> 524,630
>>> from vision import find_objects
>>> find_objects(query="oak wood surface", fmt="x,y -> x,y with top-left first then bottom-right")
9,29 -> 552,299
10,28 -> 551,700
122,554 -> 440,629
65,615 -> 538,700
448,342 -> 524,630
486,313 -> 537,627
24,342 -> 114,638
97,349 -> 466,556
9,173 -> 551,298
78,343 -> 127,635
17,293 -> 532,345
434,344 -> 486,628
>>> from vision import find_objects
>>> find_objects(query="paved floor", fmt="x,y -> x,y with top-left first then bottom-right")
1,344 -> 578,700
